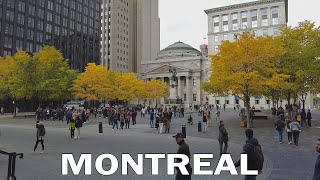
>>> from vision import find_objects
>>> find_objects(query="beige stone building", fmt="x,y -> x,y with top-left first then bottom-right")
204,0 -> 313,109
101,0 -> 160,74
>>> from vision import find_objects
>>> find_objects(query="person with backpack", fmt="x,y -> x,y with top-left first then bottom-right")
313,139 -> 320,180
33,122 -> 46,153
235,129 -> 264,180
75,115 -> 82,139
69,119 -> 75,139
291,119 -> 302,146
218,121 -> 228,155
275,118 -> 285,144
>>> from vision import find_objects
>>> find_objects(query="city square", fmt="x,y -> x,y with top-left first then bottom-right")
1,0 -> 320,180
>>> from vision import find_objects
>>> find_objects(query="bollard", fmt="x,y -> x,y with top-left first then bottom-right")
99,122 -> 103,133
182,125 -> 186,138
198,121 -> 202,132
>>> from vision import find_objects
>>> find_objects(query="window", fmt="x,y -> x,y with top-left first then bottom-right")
263,29 -> 268,36
4,37 -> 12,48
6,11 -> 14,22
266,100 -> 270,104
241,22 -> 248,29
47,1 -> 53,10
26,42 -> 33,52
214,35 -> 218,42
232,23 -> 238,30
16,27 -> 24,37
255,97 -> 260,104
272,18 -> 279,25
46,24 -> 52,33
225,100 -> 229,104
17,14 -> 25,25
223,24 -> 228,32
47,12 -> 53,22
37,33 -> 43,42
216,100 -> 220,105
192,79 -> 196,86
251,10 -> 257,28
271,7 -> 279,15
262,19 -> 268,26
7,0 -> 14,9
241,11 -> 247,19
18,1 -> 26,12
28,18 -> 35,28
213,16 -> 219,23
38,9 -> 44,19
16,40 -> 24,50
232,13 -> 238,20
27,30 -> 34,40
37,21 -> 44,31
214,26 -> 219,33
252,21 -> 257,28
222,15 -> 228,22
193,94 -> 197,102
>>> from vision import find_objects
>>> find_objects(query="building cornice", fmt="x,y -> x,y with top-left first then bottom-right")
204,0 -> 288,22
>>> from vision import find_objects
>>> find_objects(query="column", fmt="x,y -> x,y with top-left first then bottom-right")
196,76 -> 201,105
178,76 -> 182,98
160,77 -> 165,105
186,76 -> 191,106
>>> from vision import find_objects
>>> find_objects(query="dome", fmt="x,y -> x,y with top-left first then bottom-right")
156,41 -> 202,60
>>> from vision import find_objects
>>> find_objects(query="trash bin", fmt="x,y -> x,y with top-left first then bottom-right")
99,122 -> 103,133
182,125 -> 186,138
198,121 -> 202,132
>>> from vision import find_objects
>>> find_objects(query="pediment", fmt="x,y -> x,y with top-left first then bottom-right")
145,64 -> 190,74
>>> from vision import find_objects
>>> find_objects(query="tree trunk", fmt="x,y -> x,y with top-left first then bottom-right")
244,94 -> 251,128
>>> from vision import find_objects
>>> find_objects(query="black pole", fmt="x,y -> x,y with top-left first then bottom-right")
198,121 -> 202,132
182,125 -> 186,138
99,122 -> 103,133
11,153 -> 17,180
7,154 -> 12,180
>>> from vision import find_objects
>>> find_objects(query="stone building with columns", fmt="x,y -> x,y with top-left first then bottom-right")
141,41 -> 210,107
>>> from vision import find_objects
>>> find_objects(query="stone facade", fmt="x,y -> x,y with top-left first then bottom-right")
142,42 -> 210,107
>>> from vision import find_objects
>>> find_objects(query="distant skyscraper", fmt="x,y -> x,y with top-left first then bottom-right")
100,0 -> 160,74
0,0 -> 102,71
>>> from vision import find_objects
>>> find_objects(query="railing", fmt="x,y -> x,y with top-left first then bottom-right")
0,150 -> 23,180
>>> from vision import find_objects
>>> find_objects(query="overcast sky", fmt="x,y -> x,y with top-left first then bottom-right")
159,0 -> 320,50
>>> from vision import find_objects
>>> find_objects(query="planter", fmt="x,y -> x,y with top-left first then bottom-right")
240,121 -> 247,127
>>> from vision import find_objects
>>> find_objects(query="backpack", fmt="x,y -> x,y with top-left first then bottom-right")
248,143 -> 264,173
275,121 -> 284,131
38,125 -> 46,136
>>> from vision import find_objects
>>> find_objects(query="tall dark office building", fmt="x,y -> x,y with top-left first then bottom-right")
0,0 -> 101,71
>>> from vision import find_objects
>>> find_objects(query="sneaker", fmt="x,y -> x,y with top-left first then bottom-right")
279,142 -> 282,144
40,151 -> 44,154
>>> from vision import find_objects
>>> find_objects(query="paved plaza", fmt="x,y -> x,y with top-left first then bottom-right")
0,109 -> 319,180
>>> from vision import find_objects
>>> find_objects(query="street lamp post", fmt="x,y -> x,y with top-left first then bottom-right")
13,101 -> 16,117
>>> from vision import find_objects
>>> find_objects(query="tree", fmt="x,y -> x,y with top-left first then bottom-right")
0,56 -> 14,99
144,79 -> 168,105
279,21 -> 320,110
72,63 -> 109,101
204,31 -> 284,127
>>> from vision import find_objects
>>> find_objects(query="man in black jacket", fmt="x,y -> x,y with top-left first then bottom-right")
235,129 -> 262,180
173,133 -> 192,180
313,139 -> 320,180
218,121 -> 228,155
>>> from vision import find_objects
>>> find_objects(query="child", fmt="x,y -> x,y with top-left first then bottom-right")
69,119 -> 75,139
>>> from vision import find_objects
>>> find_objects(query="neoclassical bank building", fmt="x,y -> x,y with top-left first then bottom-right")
141,41 -> 211,107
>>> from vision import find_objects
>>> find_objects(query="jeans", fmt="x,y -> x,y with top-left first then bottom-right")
125,121 -> 130,129
292,130 -> 300,146
175,170 -> 191,180
33,137 -> 44,151
70,129 -> 75,138
202,122 -> 207,132
287,132 -> 292,143
150,120 -> 154,128
112,120 -> 118,129
277,130 -> 283,142
219,141 -> 228,154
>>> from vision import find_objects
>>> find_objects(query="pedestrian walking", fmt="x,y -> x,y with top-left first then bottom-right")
218,121 -> 228,155
165,118 -> 170,134
132,109 -> 137,125
216,110 -> 221,122
285,120 -> 293,145
172,133 -> 192,180
75,115 -> 82,139
291,119 -> 302,146
125,111 -> 131,129
69,119 -> 75,139
307,109 -> 312,127
120,113 -> 125,129
0,106 -> 4,115
312,139 -> 320,180
159,115 -> 164,134
33,122 -> 46,153
112,110 -> 119,129
202,114 -> 207,133
235,129 -> 264,180
275,118 -> 285,143
300,110 -> 307,127
150,111 -> 155,128
223,104 -> 226,112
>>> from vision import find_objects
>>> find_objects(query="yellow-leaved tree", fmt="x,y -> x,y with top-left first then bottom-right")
204,31 -> 284,127
0,56 -> 15,99
72,63 -> 109,101
144,79 -> 168,106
